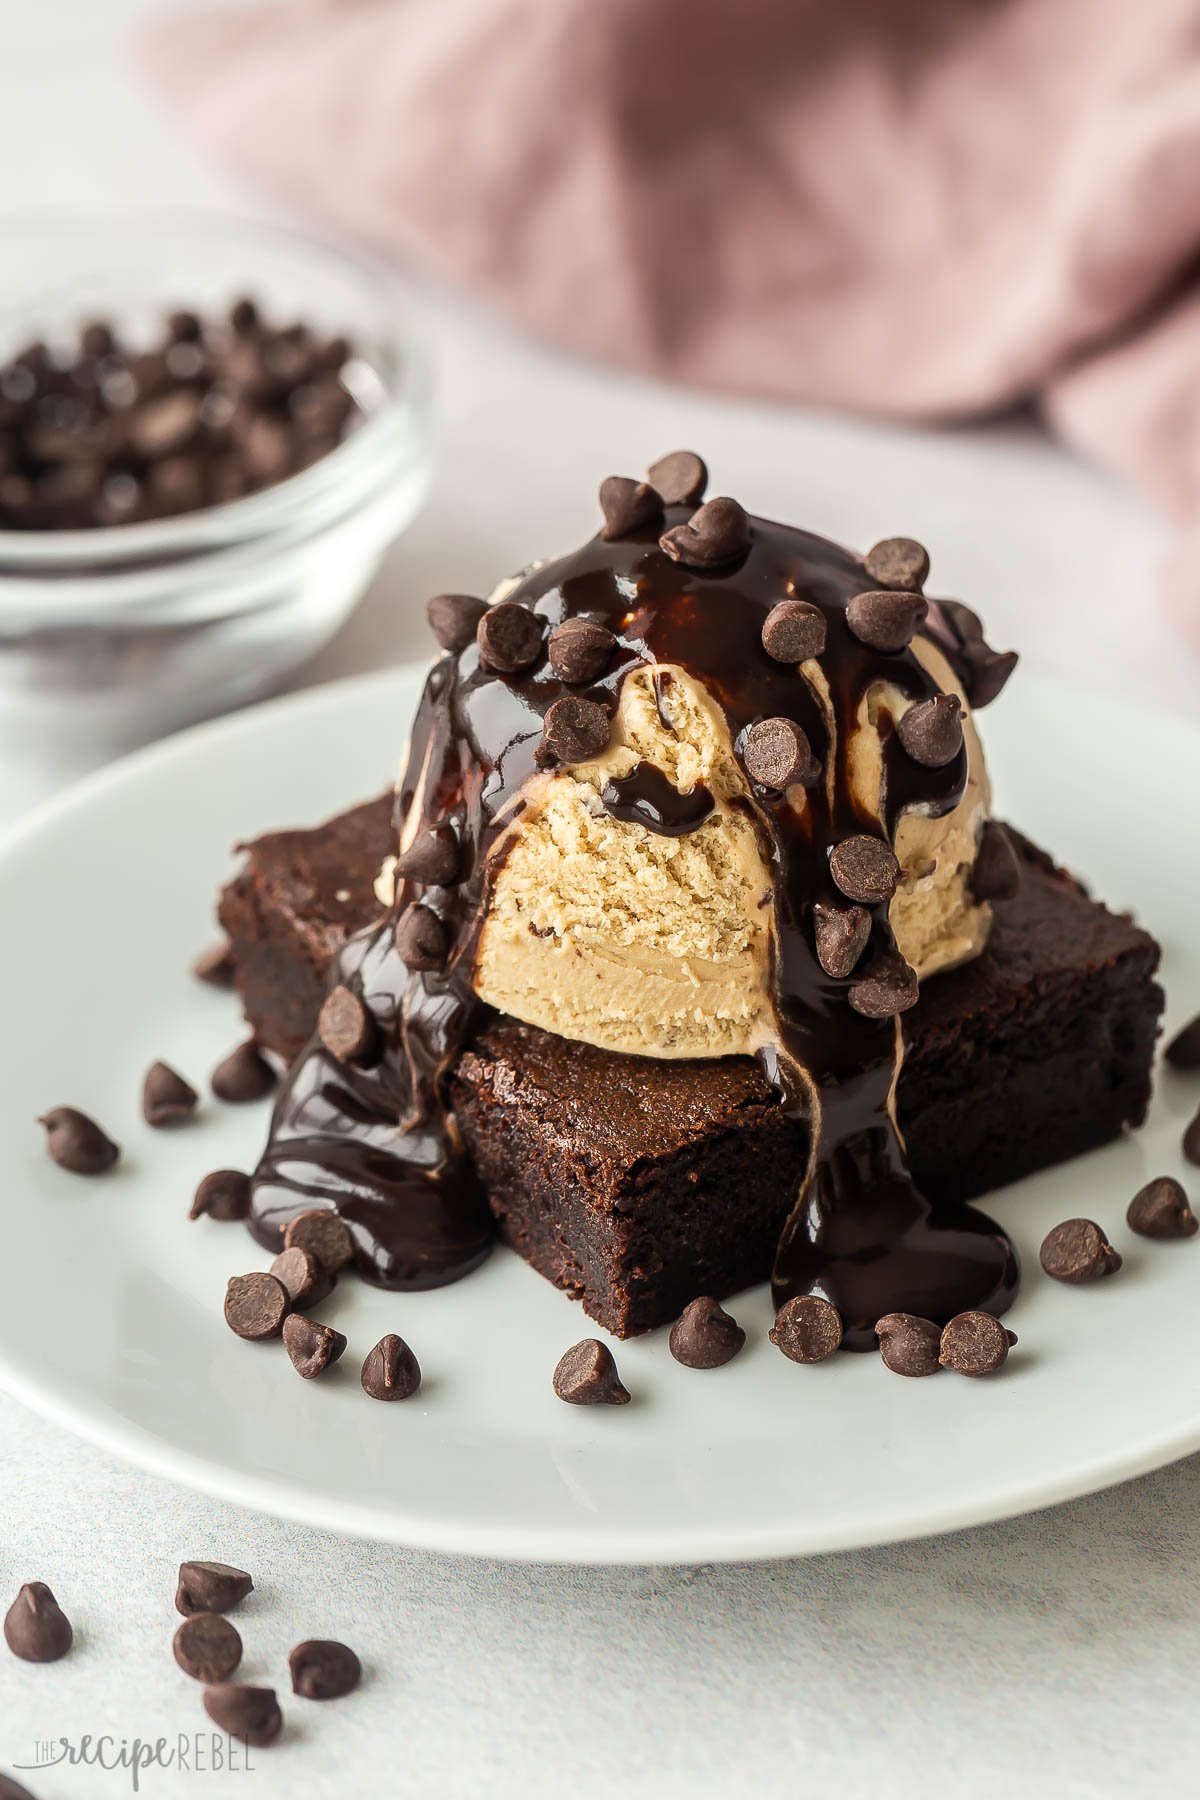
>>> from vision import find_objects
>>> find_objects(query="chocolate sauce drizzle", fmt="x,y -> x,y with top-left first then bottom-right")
250,503 -> 1018,1344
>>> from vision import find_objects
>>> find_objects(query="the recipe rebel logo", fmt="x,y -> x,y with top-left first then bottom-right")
13,1731 -> 257,1790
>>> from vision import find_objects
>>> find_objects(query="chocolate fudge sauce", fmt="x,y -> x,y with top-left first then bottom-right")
251,495 -> 1018,1343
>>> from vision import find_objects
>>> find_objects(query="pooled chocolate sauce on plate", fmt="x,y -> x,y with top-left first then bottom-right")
250,462 -> 1019,1344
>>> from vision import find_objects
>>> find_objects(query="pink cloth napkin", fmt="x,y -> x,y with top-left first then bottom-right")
142,0 -> 1200,651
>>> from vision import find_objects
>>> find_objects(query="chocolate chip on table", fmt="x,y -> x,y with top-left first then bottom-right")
646,449 -> 708,506
769,1294 -> 843,1363
211,1040 -> 276,1104
173,1611 -> 243,1684
829,834 -> 900,904
38,1106 -> 119,1175
536,695 -> 611,766
283,1314 -> 348,1380
193,941 -> 236,987
1165,1014 -> 1200,1070
1039,1218 -> 1122,1284
939,1311 -> 1016,1376
394,904 -> 448,970
845,589 -> 928,652
284,1208 -> 355,1274
396,824 -> 460,886
813,902 -> 871,979
552,1339 -> 630,1405
849,952 -> 920,1018
669,1296 -> 746,1369
863,536 -> 929,592
289,1638 -> 362,1700
1185,1109 -> 1200,1167
270,1247 -> 335,1309
875,1312 -> 942,1377
224,1272 -> 290,1341
477,600 -> 544,673
742,717 -> 820,791
426,592 -> 487,654
0,1772 -> 38,1799
175,1561 -> 254,1618
317,985 -> 375,1065
761,599 -> 827,663
361,1333 -> 422,1402
3,1583 -> 73,1663
143,1060 -> 199,1128
659,496 -> 751,568
599,475 -> 663,540
897,694 -> 964,768
190,1168 -> 251,1222
1127,1177 -> 1198,1241
202,1685 -> 282,1748
971,820 -> 1022,902
547,617 -> 617,684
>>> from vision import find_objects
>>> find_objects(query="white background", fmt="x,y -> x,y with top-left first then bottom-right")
1,2 -> 1198,1796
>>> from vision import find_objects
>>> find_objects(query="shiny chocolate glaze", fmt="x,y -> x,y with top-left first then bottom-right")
251,503 -> 1018,1343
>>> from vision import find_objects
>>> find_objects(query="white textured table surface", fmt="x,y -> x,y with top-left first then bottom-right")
1,4 -> 1198,1796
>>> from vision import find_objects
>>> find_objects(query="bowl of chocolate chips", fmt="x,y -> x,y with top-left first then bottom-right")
0,211 -> 432,748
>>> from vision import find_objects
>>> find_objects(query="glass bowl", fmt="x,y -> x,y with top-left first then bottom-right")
0,210 -> 433,751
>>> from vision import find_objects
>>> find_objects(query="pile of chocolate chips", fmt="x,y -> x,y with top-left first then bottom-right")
0,300 -> 359,531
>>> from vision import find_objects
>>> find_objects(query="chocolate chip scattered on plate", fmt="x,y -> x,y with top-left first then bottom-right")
283,1208 -> 354,1274
1127,1176 -> 1198,1240
173,1612 -> 243,1684
1039,1218 -> 1122,1284
769,1295 -> 843,1363
224,1273 -> 290,1342
189,1168 -> 251,1222
283,1314 -> 347,1380
1165,1013 -> 1200,1070
875,1312 -> 942,1377
3,1582 -> 72,1663
938,1311 -> 1016,1377
175,1561 -> 254,1618
669,1297 -> 746,1369
210,1040 -> 276,1104
552,1339 -> 630,1405
270,1247 -> 335,1309
142,1060 -> 199,1128
38,1106 -> 119,1175
1184,1108 -> 1200,1167
289,1638 -> 362,1700
361,1334 -> 422,1402
202,1684 -> 282,1748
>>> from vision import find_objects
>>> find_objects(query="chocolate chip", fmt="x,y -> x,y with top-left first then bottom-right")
863,537 -> 929,592
192,941 -> 236,987
128,388 -> 201,458
190,1168 -> 251,1222
668,1297 -> 746,1369
845,589 -> 927,652
769,1294 -> 843,1363
3,1583 -> 72,1663
231,297 -> 260,334
875,1312 -> 942,1377
283,1313 -> 348,1380
289,1639 -> 362,1700
270,1247 -> 335,1309
1127,1177 -> 1198,1241
971,821 -> 1021,902
828,834 -> 900,904
38,1106 -> 119,1175
173,1612 -> 243,1683
394,904 -> 447,970
848,951 -> 919,1018
211,1040 -> 276,1104
1039,1218 -> 1122,1284
742,717 -> 819,791
659,496 -> 751,568
897,694 -> 964,768
167,309 -> 203,342
761,599 -> 826,663
283,1208 -> 355,1273
552,1339 -> 630,1405
1166,1014 -> 1200,1069
142,1061 -> 198,1128
0,1774 -> 37,1798
939,1311 -> 1016,1376
477,600 -> 543,673
176,1561 -> 254,1618
813,902 -> 871,979
361,1333 -> 422,1401
396,824 -> 460,886
1185,1109 -> 1200,1167
224,1272 -> 290,1341
536,695 -> 611,766
318,984 -> 375,1064
936,599 -> 1018,708
646,449 -> 708,505
547,617 -> 616,684
426,592 -> 487,654
203,1685 -> 282,1748
599,475 -> 662,540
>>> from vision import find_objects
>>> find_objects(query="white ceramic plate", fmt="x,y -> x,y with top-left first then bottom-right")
0,665 -> 1197,1564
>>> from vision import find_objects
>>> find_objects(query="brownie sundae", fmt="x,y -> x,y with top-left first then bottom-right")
220,453 -> 1163,1351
